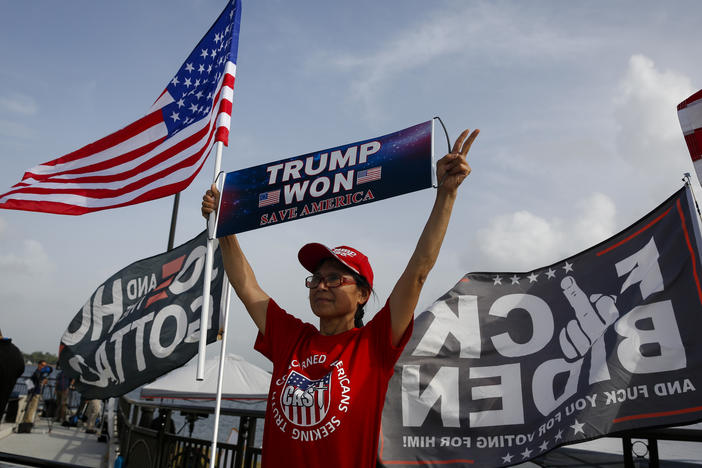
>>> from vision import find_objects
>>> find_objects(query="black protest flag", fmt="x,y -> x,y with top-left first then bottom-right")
380,185 -> 702,467
58,231 -> 225,399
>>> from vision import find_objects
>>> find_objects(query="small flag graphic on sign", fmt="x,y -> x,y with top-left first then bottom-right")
258,189 -> 280,207
357,166 -> 382,184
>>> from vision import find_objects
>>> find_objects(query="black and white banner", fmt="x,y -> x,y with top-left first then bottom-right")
379,186 -> 702,467
58,231 -> 226,399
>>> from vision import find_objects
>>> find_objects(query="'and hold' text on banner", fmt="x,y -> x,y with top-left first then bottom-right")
58,230 -> 225,400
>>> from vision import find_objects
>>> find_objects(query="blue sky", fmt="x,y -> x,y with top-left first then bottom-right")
1,0 -> 701,371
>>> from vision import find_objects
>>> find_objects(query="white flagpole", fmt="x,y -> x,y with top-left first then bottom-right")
198,140 -> 225,380
209,282 -> 232,468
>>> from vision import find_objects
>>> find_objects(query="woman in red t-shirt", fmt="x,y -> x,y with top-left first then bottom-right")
202,128 -> 479,467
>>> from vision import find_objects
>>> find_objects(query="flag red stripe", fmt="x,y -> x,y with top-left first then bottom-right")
2,125 -> 215,199
23,136 -> 168,181
145,291 -> 168,308
685,130 -> 702,161
23,76 -> 231,182
613,405 -> 702,423
29,110 -> 165,170
0,156 -> 209,215
223,74 -> 235,89
596,206 -> 672,256
677,89 -> 702,111
218,98 -> 232,116
215,127 -> 230,145
676,198 -> 702,306
162,256 -> 185,278
27,124 -> 210,185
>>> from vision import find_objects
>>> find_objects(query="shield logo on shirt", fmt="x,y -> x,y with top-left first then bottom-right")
280,370 -> 331,427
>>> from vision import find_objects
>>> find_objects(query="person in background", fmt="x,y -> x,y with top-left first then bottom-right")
22,360 -> 52,425
0,329 -> 24,424
54,368 -> 74,423
84,399 -> 102,434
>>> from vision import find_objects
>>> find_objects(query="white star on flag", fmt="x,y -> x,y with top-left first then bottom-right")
563,261 -> 574,273
502,453 -> 514,464
554,429 -> 563,441
510,274 -> 520,284
493,275 -> 503,285
546,268 -> 556,279
571,419 -> 585,435
527,272 -> 539,283
539,440 -> 549,452
521,447 -> 533,459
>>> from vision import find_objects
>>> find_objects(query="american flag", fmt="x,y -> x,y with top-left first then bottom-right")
258,189 -> 280,207
281,371 -> 331,427
357,166 -> 382,184
678,89 -> 702,186
0,0 -> 242,215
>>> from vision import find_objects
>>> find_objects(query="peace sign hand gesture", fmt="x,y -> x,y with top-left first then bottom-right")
436,128 -> 479,194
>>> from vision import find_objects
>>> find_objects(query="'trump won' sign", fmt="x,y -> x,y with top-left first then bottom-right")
58,231 -> 226,399
380,186 -> 702,467
215,121 -> 434,236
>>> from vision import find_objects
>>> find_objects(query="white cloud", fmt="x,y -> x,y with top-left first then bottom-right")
476,192 -> 616,271
616,55 -> 692,142
613,55 -> 694,194
0,93 -> 38,116
0,239 -> 55,277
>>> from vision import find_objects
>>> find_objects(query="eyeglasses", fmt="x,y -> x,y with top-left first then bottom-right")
305,273 -> 357,289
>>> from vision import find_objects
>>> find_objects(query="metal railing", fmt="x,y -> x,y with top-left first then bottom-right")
619,426 -> 702,468
117,397 -> 265,468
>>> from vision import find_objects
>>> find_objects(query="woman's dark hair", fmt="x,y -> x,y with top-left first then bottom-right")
350,271 -> 374,328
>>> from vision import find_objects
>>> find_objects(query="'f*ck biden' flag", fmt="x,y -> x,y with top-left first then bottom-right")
380,185 -> 702,467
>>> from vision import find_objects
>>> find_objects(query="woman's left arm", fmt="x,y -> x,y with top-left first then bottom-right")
388,128 -> 479,346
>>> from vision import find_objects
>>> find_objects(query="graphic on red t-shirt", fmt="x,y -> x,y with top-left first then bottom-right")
268,357 -> 353,442
280,370 -> 331,427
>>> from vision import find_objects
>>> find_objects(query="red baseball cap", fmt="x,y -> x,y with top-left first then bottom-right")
298,243 -> 374,288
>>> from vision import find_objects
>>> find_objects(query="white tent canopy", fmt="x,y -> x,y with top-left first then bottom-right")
140,343 -> 271,401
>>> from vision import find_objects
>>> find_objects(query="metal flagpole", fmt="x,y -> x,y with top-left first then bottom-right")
683,173 -> 702,219
167,193 -> 180,251
208,282 -> 232,468
198,140 -> 225,380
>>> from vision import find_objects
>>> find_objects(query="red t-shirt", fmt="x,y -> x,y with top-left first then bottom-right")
254,298 -> 412,468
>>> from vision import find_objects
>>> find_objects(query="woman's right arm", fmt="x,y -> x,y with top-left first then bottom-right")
202,184 -> 269,334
